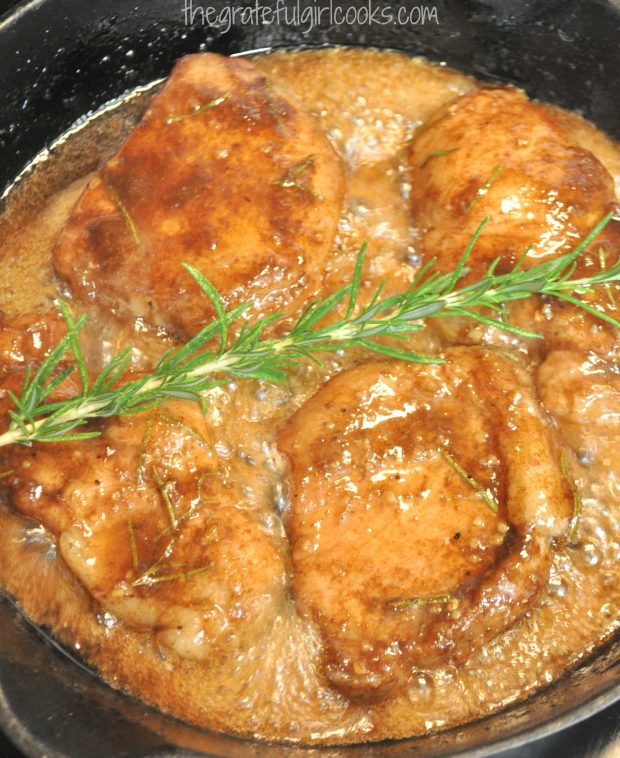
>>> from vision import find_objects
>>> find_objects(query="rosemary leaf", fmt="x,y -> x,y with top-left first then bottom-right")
104,180 -> 140,248
467,163 -> 504,212
389,593 -> 453,608
420,147 -> 459,168
561,452 -> 583,543
133,564 -> 210,587
440,447 -> 499,514
127,521 -> 139,570
165,93 -> 228,125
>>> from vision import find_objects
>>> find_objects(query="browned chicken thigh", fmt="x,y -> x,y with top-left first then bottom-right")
408,86 -> 620,424
54,53 -> 344,337
408,87 -> 619,280
3,400 -> 288,660
279,348 -> 572,701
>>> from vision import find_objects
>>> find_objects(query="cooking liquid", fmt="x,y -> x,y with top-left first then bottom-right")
0,48 -> 619,744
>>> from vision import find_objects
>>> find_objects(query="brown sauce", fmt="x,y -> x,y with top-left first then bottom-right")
0,47 -> 619,745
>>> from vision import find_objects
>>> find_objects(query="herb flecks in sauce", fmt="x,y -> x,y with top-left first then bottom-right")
440,447 -> 499,514
561,452 -> 583,543
165,92 -> 229,125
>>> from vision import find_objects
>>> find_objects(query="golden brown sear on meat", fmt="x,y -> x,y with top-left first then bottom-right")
408,87 -> 619,278
54,53 -> 344,337
3,400 -> 287,660
278,348 -> 571,701
408,87 -> 620,354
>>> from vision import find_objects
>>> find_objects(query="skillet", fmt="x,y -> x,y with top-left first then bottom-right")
0,1 -> 619,755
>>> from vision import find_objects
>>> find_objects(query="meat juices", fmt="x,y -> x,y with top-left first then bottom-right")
54,54 -> 344,337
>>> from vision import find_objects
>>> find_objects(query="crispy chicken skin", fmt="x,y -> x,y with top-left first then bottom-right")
408,87 -> 619,279
0,315 -> 286,661
54,53 -> 344,337
278,348 -> 571,701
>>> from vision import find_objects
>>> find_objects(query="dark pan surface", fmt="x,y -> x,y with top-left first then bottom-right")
0,1 -> 620,755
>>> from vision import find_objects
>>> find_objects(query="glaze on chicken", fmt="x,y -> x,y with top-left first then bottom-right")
279,348 -> 572,701
54,53 -> 344,337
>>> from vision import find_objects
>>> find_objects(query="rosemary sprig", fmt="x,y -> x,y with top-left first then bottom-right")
0,214 -> 618,450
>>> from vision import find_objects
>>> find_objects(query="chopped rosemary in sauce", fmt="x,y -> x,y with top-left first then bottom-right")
152,465 -> 178,529
561,452 -> 583,542
166,93 -> 229,125
136,416 -> 155,484
389,593 -> 453,608
127,521 -> 139,570
133,563 -> 210,587
467,163 -> 505,212
420,147 -> 459,168
104,180 -> 141,248
440,447 -> 499,514
277,155 -> 321,198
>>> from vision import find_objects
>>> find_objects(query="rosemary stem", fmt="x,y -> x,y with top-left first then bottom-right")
0,215 -> 617,450
0,398 -> 110,448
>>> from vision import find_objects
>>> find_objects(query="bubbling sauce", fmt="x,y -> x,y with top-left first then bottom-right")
0,48 -> 619,745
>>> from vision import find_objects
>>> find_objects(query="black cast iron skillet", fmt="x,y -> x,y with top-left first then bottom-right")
1,1 -> 620,755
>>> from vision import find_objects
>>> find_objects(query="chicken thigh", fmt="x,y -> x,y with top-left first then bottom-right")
408,86 -> 620,366
54,53 -> 344,337
279,348 -> 571,701
408,87 -> 619,279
